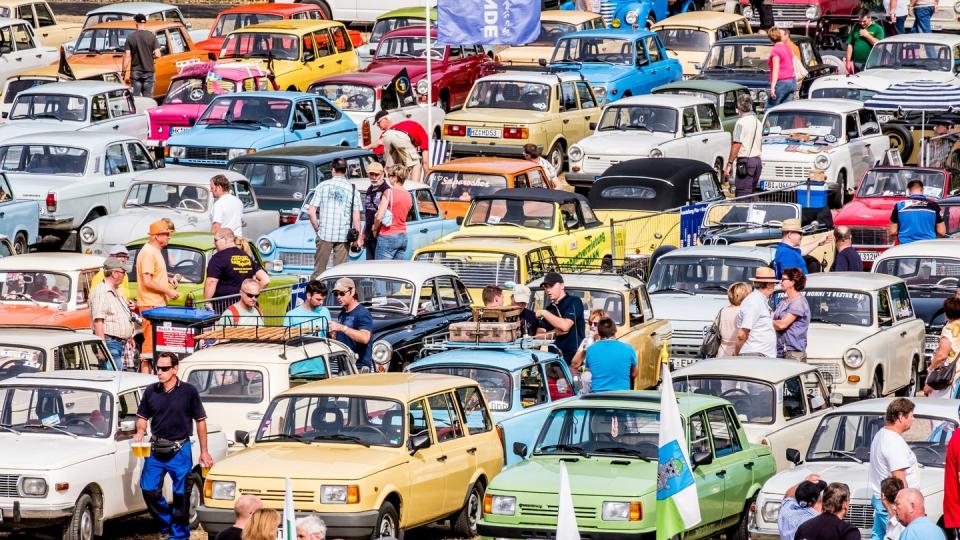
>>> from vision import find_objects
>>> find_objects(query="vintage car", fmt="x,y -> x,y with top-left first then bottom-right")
0,325 -> 118,379
0,64 -> 122,119
479,391 -> 776,539
0,0 -> 79,46
561,0 -> 677,29
196,2 -> 332,57
317,262 -> 473,372
529,271 -> 671,389
648,245 -> 775,365
0,171 -> 38,254
548,28 -> 682,106
0,253 -> 105,329
0,235 -> 13,258
652,11 -> 751,79
408,337 -> 578,466
652,79 -> 753,133
75,2 -> 204,47
760,98 -> 889,208
674,357 -> 837,471
216,20 -> 358,92
79,167 -> 279,257
833,166 -> 950,267
165,91 -> 358,168
566,94 -> 731,187
0,371 -> 229,536
808,73 -> 891,103
740,0 -> 859,46
497,10 -> 605,69
749,397 -> 956,539
858,33 -> 960,85
0,18 -> 56,88
785,272 -> 925,400
443,72 -> 601,171
146,62 -> 273,147
945,195 -> 960,237
360,6 -> 436,67
199,373 -> 504,538
426,157 -> 557,220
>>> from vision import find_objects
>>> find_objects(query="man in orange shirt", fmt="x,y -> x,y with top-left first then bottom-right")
136,220 -> 180,372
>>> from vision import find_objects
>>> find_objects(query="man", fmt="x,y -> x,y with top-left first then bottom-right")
283,280 -> 331,335
204,228 -> 270,300
750,0 -> 774,32
296,515 -> 327,540
881,476 -> 906,540
909,0 -> 937,33
924,123 -> 956,168
773,219 -> 829,278
328,278 -> 373,371
735,267 -> 778,357
90,244 -> 131,298
360,162 -> 388,260
846,10 -> 884,73
831,226 -> 863,272
890,179 -> 945,245
136,220 -> 179,372
90,256 -> 136,369
896,488 -> 947,540
122,13 -> 160,97
373,111 -> 430,181
210,174 -> 244,237
482,285 -> 504,308
306,158 -> 362,278
134,352 -> 213,540
869,398 -> 918,540
724,94 -> 763,197
509,283 -> 539,336
945,422 -> 960,540
536,272 -> 585,365
219,279 -> 263,326
778,474 -> 827,540
583,317 -> 637,392
794,482 -> 860,540
523,143 -> 558,186
887,0 -> 908,33
214,495 -> 262,540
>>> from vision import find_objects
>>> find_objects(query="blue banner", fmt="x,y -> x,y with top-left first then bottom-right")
437,0 -> 541,46
679,202 -> 708,247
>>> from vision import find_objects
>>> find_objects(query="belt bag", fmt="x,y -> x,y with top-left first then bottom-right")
736,159 -> 749,178
152,437 -> 186,461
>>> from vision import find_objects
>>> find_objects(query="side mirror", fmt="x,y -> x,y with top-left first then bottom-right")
0,44 -> 11,55
589,122 -> 597,130
369,48 -> 376,56
692,451 -> 713,468
538,58 -> 547,67
2,112 -> 8,119
786,448 -> 802,466
564,218 -> 579,230
879,315 -> 893,327
235,430 -> 250,447
207,52 -> 216,61
292,121 -> 307,131
456,216 -> 464,226
847,130 -> 858,140
513,442 -> 528,459
829,392 -> 844,406
119,419 -> 136,432
186,21 -> 193,29
694,62 -> 702,70
153,158 -> 165,169
409,432 -> 431,454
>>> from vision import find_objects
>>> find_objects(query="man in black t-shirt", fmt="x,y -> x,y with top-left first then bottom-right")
214,495 -> 262,540
204,228 -> 270,299
795,482 -> 861,540
122,14 -> 161,97
537,272 -> 585,365
360,162 -> 388,260
830,226 -> 864,272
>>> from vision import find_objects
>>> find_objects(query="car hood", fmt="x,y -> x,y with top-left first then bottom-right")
859,68 -> 956,84
67,53 -> 124,72
0,121 -> 70,142
149,104 -> 207,125
551,62 -> 633,85
834,197 -> 901,225
87,211 -> 206,245
577,130 -> 673,154
265,221 -> 314,250
498,456 -> 656,496
761,462 -> 944,500
167,125 -> 278,148
445,108 -> 551,125
498,46 -> 554,66
213,443 -> 405,480
698,70 -> 765,87
763,137 -> 839,160
667,49 -> 706,76
366,61 -> 428,81
911,296 -> 947,327
0,434 -> 108,470
0,303 -> 74,324
649,291 -> 728,326
805,325 -> 876,358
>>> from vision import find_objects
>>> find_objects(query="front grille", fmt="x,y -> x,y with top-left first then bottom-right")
583,155 -> 622,174
413,254 -> 518,289
851,227 -> 890,247
670,328 -> 705,359
519,504 -> 597,519
183,147 -> 229,161
278,251 -> 314,269
749,4 -> 814,23
772,165 -> 812,180
844,503 -> 874,530
0,474 -> 18,497
600,0 -> 615,26
812,362 -> 842,381
239,488 -> 314,503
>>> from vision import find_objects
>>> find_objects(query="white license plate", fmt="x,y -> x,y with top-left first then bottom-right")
775,21 -> 793,28
859,251 -> 879,261
671,357 -> 698,370
878,114 -> 892,123
170,126 -> 187,135
761,180 -> 799,190
467,127 -> 502,138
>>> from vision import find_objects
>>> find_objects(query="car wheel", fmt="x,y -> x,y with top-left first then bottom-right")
896,358 -> 920,397
547,141 -> 564,173
649,245 -> 677,276
64,493 -> 95,540
372,501 -> 402,539
300,0 -> 332,19
828,170 -> 846,209
13,232 -> 27,255
872,369 -> 884,398
883,124 -> 913,162
452,481 -> 484,537
713,157 -> 723,181
77,210 -> 104,253
189,473 -> 202,527
725,496 -> 753,540
438,92 -> 450,113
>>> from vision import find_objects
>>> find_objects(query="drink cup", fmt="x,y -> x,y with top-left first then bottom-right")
202,465 -> 210,477
132,441 -> 151,458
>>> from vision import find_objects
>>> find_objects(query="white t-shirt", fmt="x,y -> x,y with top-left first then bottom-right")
736,290 -> 777,357
883,0 -> 909,16
733,115 -> 763,158
212,193 -> 244,237
868,427 -> 918,497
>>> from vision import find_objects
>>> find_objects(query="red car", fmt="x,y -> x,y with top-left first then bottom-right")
739,0 -> 859,47
833,166 -> 952,268
364,26 -> 497,112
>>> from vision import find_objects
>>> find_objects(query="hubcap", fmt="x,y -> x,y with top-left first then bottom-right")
79,506 -> 93,540
378,513 -> 396,537
550,149 -> 562,171
190,483 -> 200,523
468,491 -> 482,527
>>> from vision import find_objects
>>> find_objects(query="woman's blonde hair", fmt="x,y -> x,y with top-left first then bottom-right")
589,309 -> 610,323
392,166 -> 409,185
768,27 -> 783,42
728,282 -> 751,306
242,509 -> 280,540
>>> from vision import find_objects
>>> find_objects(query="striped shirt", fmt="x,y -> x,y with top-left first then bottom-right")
308,176 -> 362,243
90,282 -> 135,339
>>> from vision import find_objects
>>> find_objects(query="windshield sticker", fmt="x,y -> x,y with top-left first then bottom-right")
436,174 -> 490,188
487,215 -> 501,224
41,414 -> 60,426
746,208 -> 766,224
371,296 -> 388,305
489,400 -> 510,411
22,360 -> 40,369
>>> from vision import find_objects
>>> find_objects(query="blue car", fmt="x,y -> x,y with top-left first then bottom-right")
407,338 -> 579,466
0,172 -> 39,254
165,91 -> 358,168
548,28 -> 681,106
560,0 -> 685,29
257,179 -> 456,275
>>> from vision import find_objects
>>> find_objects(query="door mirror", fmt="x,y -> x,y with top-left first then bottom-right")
409,432 -> 431,454
538,58 -> 547,67
786,448 -> 802,466
564,218 -> 579,230
0,44 -> 10,55
235,430 -> 250,447
829,392 -> 844,406
589,122 -> 597,130
153,158 -> 165,169
292,121 -> 308,131
513,442 -> 528,459
847,129 -> 859,140
456,216 -> 464,226
118,419 -> 136,433
369,48 -> 376,56
692,451 -> 713,468
207,52 -> 216,61
879,315 -> 893,327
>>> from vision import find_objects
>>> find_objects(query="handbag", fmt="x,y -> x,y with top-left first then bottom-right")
381,188 -> 394,228
925,358 -> 957,391
151,437 -> 185,461
346,184 -> 359,244
699,309 -> 723,359
793,54 -> 809,83
121,338 -> 138,370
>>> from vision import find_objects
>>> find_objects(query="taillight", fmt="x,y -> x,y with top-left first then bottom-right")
503,127 -> 528,139
445,124 -> 466,136
45,192 -> 56,213
362,119 -> 371,147
280,213 -> 297,225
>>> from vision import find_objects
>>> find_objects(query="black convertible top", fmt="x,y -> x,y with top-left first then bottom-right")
477,188 -> 589,205
589,158 -> 717,210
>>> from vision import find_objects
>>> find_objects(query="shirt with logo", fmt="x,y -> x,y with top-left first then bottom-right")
206,247 -> 261,298
891,194 -> 943,244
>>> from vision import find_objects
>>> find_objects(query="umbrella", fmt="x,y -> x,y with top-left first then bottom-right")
864,80 -> 960,165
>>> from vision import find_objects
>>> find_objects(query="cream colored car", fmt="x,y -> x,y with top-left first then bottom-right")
496,10 -> 604,69
0,0 -> 79,46
652,11 -> 751,78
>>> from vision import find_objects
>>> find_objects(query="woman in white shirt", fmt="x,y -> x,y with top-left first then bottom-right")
718,282 -> 751,357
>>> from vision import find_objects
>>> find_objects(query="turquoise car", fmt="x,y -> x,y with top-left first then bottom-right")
165,91 -> 358,168
478,391 -> 776,540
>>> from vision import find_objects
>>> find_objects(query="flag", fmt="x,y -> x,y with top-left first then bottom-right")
281,477 -> 295,540
437,0 -> 541,46
556,461 -> 580,540
57,46 -> 75,80
656,367 -> 701,540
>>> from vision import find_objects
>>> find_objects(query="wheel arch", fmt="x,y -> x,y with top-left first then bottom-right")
81,482 -> 105,536
379,489 -> 403,525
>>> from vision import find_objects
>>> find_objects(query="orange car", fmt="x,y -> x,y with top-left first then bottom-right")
426,157 -> 559,219
0,253 -> 105,330
65,20 -> 211,99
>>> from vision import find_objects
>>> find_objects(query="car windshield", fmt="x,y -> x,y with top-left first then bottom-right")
126,246 -> 206,284
704,43 -> 771,70
532,287 -> 625,325
376,36 -> 445,60
807,413 -> 955,467
465,198 -> 555,230
428,171 -> 508,201
212,13 -> 283,38
530,21 -> 577,46
648,256 -> 767,294
9,94 -> 87,122
810,87 -> 880,101
187,369 -> 264,403
320,276 -> 415,314
231,162 -> 309,200
73,27 -> 134,54
597,105 -> 678,133
783,289 -> 873,326
0,272 -> 72,304
311,83 -> 377,112
124,182 -> 212,212
370,16 -> 424,43
551,36 -> 634,65
656,28 -> 710,51
703,202 -> 800,226
220,31 -> 300,60
414,251 -> 519,289
874,257 -> 960,294
198,96 -> 292,128
3,78 -> 57,105
764,111 -> 842,139
944,204 -> 960,236
410,366 -> 514,411
534,406 -> 661,458
0,346 -> 45,379
256,394 -> 404,447
856,169 -> 946,198
865,42 -> 953,72
656,88 -> 720,107
0,144 -> 88,176
0,386 -> 114,438
466,80 -> 551,111
673,377 -> 775,423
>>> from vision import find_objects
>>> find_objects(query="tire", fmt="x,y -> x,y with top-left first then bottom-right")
76,210 -> 105,253
452,482 -> 484,537
713,157 -> 723,180
650,244 -> 677,275
189,473 -> 202,528
301,0 -> 332,20
64,493 -> 96,540
438,92 -> 450,113
883,124 -> 913,162
896,358 -> 920,397
546,141 -> 564,173
286,85 -> 298,92
872,369 -> 884,398
725,496 -> 754,540
372,501 -> 402,540
13,232 -> 27,255
829,170 -> 846,209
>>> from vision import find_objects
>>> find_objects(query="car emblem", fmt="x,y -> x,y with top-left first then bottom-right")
293,192 -> 303,200
189,88 -> 204,102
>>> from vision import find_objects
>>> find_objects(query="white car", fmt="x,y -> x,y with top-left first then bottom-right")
859,33 -> 960,85
0,326 -> 117,378
0,371 -> 228,537
79,167 -> 280,257
808,74 -> 892,103
749,397 -> 957,540
0,18 -> 56,95
76,2 -> 206,47
795,272 -> 925,401
566,94 -> 731,188
760,98 -> 889,208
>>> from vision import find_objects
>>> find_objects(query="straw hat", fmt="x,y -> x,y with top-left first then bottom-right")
780,219 -> 803,234
751,267 -> 778,283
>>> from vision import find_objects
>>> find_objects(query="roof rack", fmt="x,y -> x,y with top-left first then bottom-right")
193,319 -> 332,360
549,258 -> 647,279
421,332 -> 559,353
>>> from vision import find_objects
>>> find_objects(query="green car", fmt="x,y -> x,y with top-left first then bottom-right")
478,391 -> 775,540
125,232 -> 303,318
362,6 -> 438,66
653,80 -> 753,133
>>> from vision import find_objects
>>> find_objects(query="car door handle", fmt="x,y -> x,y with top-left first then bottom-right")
743,461 -> 754,470
109,181 -> 115,188
246,411 -> 262,421
716,469 -> 726,478
900,331 -> 907,337
14,57 -> 20,61
563,119 -> 569,124
702,138 -> 708,143
419,227 -> 428,233
585,235 -> 592,240
467,447 -> 477,454
437,455 -> 448,462
112,125 -> 119,130
0,212 -> 4,219
405,113 -> 413,118
336,59 -> 343,64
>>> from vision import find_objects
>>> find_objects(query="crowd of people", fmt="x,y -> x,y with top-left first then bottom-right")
211,494 -> 331,540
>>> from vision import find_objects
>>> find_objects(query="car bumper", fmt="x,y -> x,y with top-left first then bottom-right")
565,172 -> 597,188
0,500 -> 73,529
166,157 -> 228,168
39,216 -> 75,231
478,522 -> 655,540
199,505 -> 378,538
747,526 -> 779,540
449,142 -> 526,158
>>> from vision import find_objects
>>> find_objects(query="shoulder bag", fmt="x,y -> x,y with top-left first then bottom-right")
346,183 -> 359,243
793,54 -> 809,83
925,356 -> 957,391
374,188 -> 394,237
699,309 -> 724,359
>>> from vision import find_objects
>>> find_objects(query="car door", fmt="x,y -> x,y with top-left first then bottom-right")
286,98 -> 320,146
309,29 -> 337,84
31,2 -> 60,44
0,172 -> 38,249
676,106 -> 699,159
574,80 -> 600,132
428,391 -> 475,513
706,406 -> 752,522
857,108 -> 887,167
101,89 -> 145,139
161,27 -> 200,94
406,397 -> 450,519
688,410 -> 726,530
454,385 -> 499,474
0,24 -> 28,76
764,375 -> 821,470
694,103 -> 730,167
874,287 -> 902,395
80,339 -> 118,370
103,142 -> 137,212
53,342 -> 85,370
410,188 -> 447,251
113,389 -> 146,514
559,81 -> 588,144
639,35 -> 674,93
328,25 -> 358,73
844,113 -> 872,180
888,282 -> 921,390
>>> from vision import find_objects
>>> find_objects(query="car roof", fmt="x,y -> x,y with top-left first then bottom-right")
219,3 -> 321,15
879,33 -> 960,45
590,158 -> 714,210
416,236 -> 549,254
231,146 -> 373,164
654,79 -> 748,94
652,11 -> 746,29
132,166 -> 246,185
231,19 -> 345,33
660,244 -> 777,261
431,157 -> 542,175
528,272 -> 644,289
831,397 -> 960,420
873,239 -> 960,261
568,390 -> 732,415
19,80 -> 127,96
3,371 -> 156,393
541,9 -> 604,23
673,357 -> 819,383
278,372 -> 478,400
0,326 -> 102,347
767,98 -> 864,114
614,93 -> 714,108
473,71 -> 584,84
3,131 -> 137,147
804,271 -> 904,290
8,63 -> 118,80
86,20 -> 185,31
564,28 -> 656,39
476,187 -> 586,205
86,2 -> 178,15
0,253 -> 104,272
410,347 -> 561,372
319,260 -> 457,281
809,74 -> 892,93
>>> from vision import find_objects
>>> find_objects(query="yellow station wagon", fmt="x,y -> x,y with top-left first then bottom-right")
496,10 -> 605,69
652,12 -> 752,79
199,373 -> 504,539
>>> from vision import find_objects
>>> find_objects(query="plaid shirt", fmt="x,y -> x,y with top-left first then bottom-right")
90,281 -> 135,339
309,176 -> 362,243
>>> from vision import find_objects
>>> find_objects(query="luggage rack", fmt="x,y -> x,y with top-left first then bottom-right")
421,332 -> 558,353
549,258 -> 648,280
192,319 -> 332,360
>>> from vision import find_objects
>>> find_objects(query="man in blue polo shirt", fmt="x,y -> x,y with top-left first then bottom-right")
773,219 -> 830,278
890,179 -> 945,245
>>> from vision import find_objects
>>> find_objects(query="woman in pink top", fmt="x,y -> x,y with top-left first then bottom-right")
374,166 -> 413,260
766,28 -> 796,109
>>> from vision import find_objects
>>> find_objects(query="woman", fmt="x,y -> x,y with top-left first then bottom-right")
766,28 -> 796,109
772,268 -> 810,361
582,317 -> 637,393
924,297 -> 960,398
242,508 -> 280,540
572,309 -> 611,370
374,166 -> 412,260
718,282 -> 751,357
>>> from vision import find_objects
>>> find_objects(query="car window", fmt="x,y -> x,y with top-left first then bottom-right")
682,107 -> 698,134
858,109 -> 880,136
716,22 -> 737,40
455,386 -> 492,435
167,9 -> 187,26
82,340 -> 115,370
636,39 -> 649,67
520,366 -> 547,407
878,289 -> 892,322
230,180 -> 256,208
697,103 -> 721,131
117,390 -> 139,436
34,3 -> 54,27
696,172 -> 721,201
295,99 -> 317,126
55,343 -> 84,370
409,398 -> 430,440
629,290 -> 644,326
12,24 -> 33,50
302,33 -> 316,62
575,81 -> 596,109
415,189 -> 440,219
560,202 -> 581,229
783,376 -> 807,421
156,31 -> 169,55
104,143 -> 130,176
544,361 -> 574,401
315,98 -> 340,122
16,5 -> 35,26
707,406 -> 742,456
645,36 -> 663,63
804,371 -> 830,412
418,280 -> 437,313
449,46 -> 463,59
846,114 -> 859,140
428,392 -> 464,442
455,280 -> 472,305
168,28 -> 187,54
722,91 -> 737,117
330,26 -> 352,52
107,89 -> 134,118
78,270 -> 94,304
187,369 -> 264,402
436,277 -> 460,310
889,283 -> 914,320
126,142 -> 153,172
91,94 -> 109,122
689,411 -> 711,456
528,168 -> 546,188
640,287 -> 655,322
560,82 -> 578,111
314,29 -> 334,58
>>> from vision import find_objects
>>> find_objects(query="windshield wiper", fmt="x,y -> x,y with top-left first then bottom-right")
5,292 -> 39,306
592,446 -> 651,461
312,433 -> 370,447
810,317 -> 842,326
23,423 -> 77,438
651,286 -> 695,296
30,113 -> 64,121
699,284 -> 730,292
622,125 -> 654,132
536,443 -> 590,457
257,433 -> 311,444
812,450 -> 862,463
0,423 -> 20,436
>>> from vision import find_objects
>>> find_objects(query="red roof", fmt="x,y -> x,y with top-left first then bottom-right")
216,3 -> 324,16
312,72 -> 399,88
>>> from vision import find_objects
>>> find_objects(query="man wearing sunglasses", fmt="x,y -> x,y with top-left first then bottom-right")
360,162 -> 388,260
219,279 -> 263,326
328,278 -> 373,372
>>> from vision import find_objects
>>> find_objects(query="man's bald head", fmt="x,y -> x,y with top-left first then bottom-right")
894,488 -> 925,526
234,494 -> 262,526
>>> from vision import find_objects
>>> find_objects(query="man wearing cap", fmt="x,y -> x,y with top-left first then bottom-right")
508,283 -> 539,336
328,278 -> 374,371
779,474 -> 827,540
360,162 -> 388,260
369,111 -> 429,182
91,256 -> 137,368
773,218 -> 830,279
122,13 -> 161,97
890,179 -> 945,245
736,267 -> 778,357
537,272 -> 585,365
91,245 -> 131,299
136,220 -> 180,372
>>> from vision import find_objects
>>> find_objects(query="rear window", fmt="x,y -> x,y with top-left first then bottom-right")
429,171 -> 507,201
186,369 -> 264,403
0,345 -> 44,378
3,78 -> 54,104
230,162 -> 309,201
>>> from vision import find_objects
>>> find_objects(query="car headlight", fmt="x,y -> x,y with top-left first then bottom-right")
416,79 -> 429,96
371,340 -> 393,367
19,477 -> 47,497
210,481 -> 236,500
79,226 -> 96,244
257,237 -> 273,255
650,147 -> 664,158
227,148 -> 253,160
743,5 -> 754,18
805,4 -> 821,19
569,145 -> 584,162
485,495 -> 516,515
761,500 -> 781,522
955,1 -> 960,12
814,153 -> 831,170
168,145 -> 185,159
844,348 -> 864,369
602,501 -> 642,521
320,485 -> 359,504
624,10 -> 639,24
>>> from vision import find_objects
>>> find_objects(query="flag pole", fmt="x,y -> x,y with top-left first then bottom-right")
425,0 -> 433,176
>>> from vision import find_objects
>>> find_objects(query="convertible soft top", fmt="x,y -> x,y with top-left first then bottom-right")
589,158 -> 715,210
478,188 -> 589,205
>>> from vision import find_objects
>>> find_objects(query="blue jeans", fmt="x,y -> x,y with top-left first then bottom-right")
141,440 -> 193,540
766,79 -> 796,109
375,233 -> 407,260
871,495 -> 888,540
892,15 -> 907,34
912,6 -> 934,32
105,338 -> 124,370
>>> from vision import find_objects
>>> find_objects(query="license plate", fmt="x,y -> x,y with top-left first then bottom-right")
859,250 -> 879,261
467,127 -> 502,138
671,357 -> 698,370
761,180 -> 799,190
775,21 -> 793,28
170,126 -> 187,135
878,114 -> 892,123
926,341 -> 938,352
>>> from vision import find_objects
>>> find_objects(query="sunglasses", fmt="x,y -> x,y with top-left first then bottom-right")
333,289 -> 350,297
241,291 -> 260,299
156,365 -> 175,373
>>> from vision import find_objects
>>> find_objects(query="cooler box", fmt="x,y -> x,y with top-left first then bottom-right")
142,307 -> 219,356
795,181 -> 827,208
